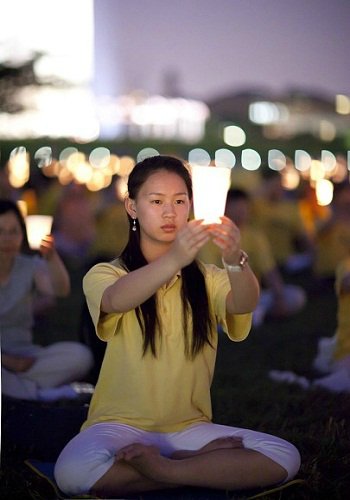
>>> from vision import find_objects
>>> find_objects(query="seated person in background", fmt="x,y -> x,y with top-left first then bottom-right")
313,181 -> 350,281
199,188 -> 307,327
52,184 -> 97,265
0,199 -> 94,402
296,180 -> 330,240
251,168 -> 314,274
89,177 -> 129,261
311,255 -> 350,392
270,255 -> 350,393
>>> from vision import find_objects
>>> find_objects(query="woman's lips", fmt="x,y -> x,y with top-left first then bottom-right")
161,224 -> 176,232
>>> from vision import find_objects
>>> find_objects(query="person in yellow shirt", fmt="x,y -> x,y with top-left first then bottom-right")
54,156 -> 300,498
251,168 -> 313,273
199,188 -> 307,326
313,181 -> 350,280
311,256 -> 350,391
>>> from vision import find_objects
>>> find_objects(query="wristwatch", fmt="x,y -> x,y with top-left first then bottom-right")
222,250 -> 249,272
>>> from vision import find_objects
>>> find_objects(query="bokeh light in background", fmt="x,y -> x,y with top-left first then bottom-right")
0,0 -> 349,209
8,147 -> 30,187
241,149 -> 261,171
223,125 -> 246,147
188,148 -> 211,166
268,150 -> 287,171
215,149 -> 236,169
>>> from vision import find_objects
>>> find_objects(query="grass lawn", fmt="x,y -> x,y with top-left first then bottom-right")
1,271 -> 349,499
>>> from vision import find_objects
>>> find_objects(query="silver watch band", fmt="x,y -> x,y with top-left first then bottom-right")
222,250 -> 249,272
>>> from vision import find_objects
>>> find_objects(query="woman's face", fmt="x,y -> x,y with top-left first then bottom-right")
127,169 -> 191,250
0,211 -> 23,258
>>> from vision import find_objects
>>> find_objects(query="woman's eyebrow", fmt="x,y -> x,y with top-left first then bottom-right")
147,191 -> 188,196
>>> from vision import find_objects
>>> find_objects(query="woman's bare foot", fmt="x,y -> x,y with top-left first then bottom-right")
116,443 -> 172,482
171,436 -> 244,459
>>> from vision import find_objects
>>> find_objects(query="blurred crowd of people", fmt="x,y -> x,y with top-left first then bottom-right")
1,161 -> 350,400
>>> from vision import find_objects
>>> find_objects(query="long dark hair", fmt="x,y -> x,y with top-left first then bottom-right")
120,155 -> 213,358
0,198 -> 31,253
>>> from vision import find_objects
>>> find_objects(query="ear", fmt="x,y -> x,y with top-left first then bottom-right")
125,196 -> 137,218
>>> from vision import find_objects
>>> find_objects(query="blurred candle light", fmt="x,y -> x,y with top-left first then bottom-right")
17,200 -> 28,217
315,179 -> 334,206
25,215 -> 53,249
191,165 -> 231,224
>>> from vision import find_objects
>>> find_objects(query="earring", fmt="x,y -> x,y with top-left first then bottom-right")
132,218 -> 137,232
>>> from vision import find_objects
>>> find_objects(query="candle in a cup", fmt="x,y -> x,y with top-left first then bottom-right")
191,165 -> 231,224
25,215 -> 53,249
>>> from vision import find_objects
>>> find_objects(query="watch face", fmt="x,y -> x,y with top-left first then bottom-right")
239,251 -> 249,268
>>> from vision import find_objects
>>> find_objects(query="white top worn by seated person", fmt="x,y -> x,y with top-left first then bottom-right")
1,254 -> 93,401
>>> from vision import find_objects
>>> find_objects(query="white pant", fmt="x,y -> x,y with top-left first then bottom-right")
54,421 -> 301,496
1,341 -> 93,400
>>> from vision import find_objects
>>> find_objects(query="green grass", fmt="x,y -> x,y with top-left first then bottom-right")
1,272 -> 349,499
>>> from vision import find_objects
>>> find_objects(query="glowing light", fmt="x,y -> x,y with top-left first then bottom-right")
223,125 -> 246,147
331,156 -> 348,183
315,179 -> 334,206
34,147 -> 53,168
268,149 -> 286,171
86,170 -> 109,192
119,156 -> 135,177
58,167 -> 74,185
65,152 -> 86,175
191,165 -> 231,224
215,149 -> 236,169
17,200 -> 28,217
137,148 -> 160,162
59,147 -> 78,163
74,162 -> 93,184
281,168 -> 300,190
241,149 -> 261,171
8,147 -> 30,187
188,149 -> 211,166
310,160 -> 326,183
109,155 -> 121,175
295,150 -> 312,172
122,95 -> 209,142
25,215 -> 53,249
249,101 -> 289,125
321,150 -> 337,172
335,94 -> 350,115
42,160 -> 60,178
115,176 -> 128,201
89,147 -> 111,169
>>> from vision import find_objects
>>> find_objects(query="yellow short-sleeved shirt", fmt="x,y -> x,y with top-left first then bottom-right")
81,259 -> 252,433
314,223 -> 350,278
333,256 -> 350,361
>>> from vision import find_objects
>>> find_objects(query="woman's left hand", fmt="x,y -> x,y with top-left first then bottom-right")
208,216 -> 242,264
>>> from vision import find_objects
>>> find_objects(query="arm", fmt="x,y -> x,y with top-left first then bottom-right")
34,235 -> 70,297
102,219 -> 210,313
209,216 -> 260,314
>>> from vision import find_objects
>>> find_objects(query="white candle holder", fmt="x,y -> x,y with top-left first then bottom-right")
25,215 -> 53,249
191,165 -> 231,224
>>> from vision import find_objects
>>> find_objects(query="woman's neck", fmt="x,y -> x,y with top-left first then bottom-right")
141,240 -> 172,263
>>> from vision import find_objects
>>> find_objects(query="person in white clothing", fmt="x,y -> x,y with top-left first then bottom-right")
0,199 -> 94,402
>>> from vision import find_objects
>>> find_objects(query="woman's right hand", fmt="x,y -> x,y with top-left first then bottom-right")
170,219 -> 210,268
